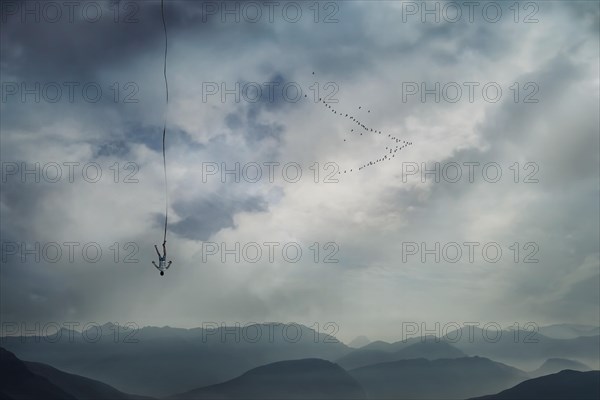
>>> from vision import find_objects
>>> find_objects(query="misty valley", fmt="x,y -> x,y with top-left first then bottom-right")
1,322 -> 599,399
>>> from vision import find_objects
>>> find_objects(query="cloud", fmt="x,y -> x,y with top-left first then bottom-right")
170,192 -> 268,241
1,0 -> 598,341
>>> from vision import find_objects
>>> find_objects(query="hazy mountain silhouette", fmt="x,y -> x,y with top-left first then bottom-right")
395,340 -> 465,359
530,358 -> 591,377
25,360 -> 152,399
1,323 -> 350,397
337,348 -> 396,370
348,335 -> 371,348
358,334 -> 439,353
171,358 -> 366,399
349,356 -> 528,399
0,347 -> 75,400
356,328 -> 600,369
3,323 -> 598,398
471,370 -> 600,399
538,324 -> 600,339
360,339 -> 404,352
440,327 -> 600,370
337,340 -> 465,369
0,346 -> 150,400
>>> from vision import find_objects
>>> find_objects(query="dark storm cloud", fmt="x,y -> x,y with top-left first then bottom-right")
244,105 -> 286,143
222,73 -> 291,143
169,193 -> 268,241
225,113 -> 243,130
1,1 -> 159,80
310,7 -> 510,77
0,0 -> 234,80
94,138 -> 131,158
562,0 -> 600,33
250,73 -> 292,111
0,0 -> 308,83
121,123 -> 205,153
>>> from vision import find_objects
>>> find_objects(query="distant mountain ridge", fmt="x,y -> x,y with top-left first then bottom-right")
3,322 -> 599,398
3,341 -> 598,400
538,324 -> 600,339
348,335 -> 371,348
337,340 -> 465,369
0,347 -> 75,400
530,358 -> 591,377
349,356 -> 528,399
1,323 -> 351,397
471,370 -> 600,399
171,358 -> 366,399
0,347 -> 147,400
440,327 -> 600,369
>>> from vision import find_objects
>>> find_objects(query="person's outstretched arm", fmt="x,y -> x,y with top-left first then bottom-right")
166,261 -> 172,269
152,261 -> 159,270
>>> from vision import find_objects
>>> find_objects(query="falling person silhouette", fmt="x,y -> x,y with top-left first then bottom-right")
151,0 -> 173,277
152,241 -> 172,276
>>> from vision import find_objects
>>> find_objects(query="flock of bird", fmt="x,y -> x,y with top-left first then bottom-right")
307,72 -> 413,174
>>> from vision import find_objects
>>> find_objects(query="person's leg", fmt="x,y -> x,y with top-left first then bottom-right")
163,241 -> 167,258
155,245 -> 161,258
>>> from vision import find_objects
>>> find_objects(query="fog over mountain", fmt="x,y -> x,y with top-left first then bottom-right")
337,339 -> 466,369
2,325 -> 599,399
0,347 -> 147,400
172,358 -> 366,400
348,335 -> 371,349
1,323 -> 351,396
471,370 -> 600,400
530,358 -> 592,378
350,356 -> 528,399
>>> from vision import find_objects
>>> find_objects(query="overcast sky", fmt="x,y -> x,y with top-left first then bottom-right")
1,0 -> 598,343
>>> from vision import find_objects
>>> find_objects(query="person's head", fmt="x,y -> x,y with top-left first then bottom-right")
160,271 -> 164,276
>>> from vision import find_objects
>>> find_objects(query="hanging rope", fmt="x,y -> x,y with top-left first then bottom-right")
161,0 -> 169,244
